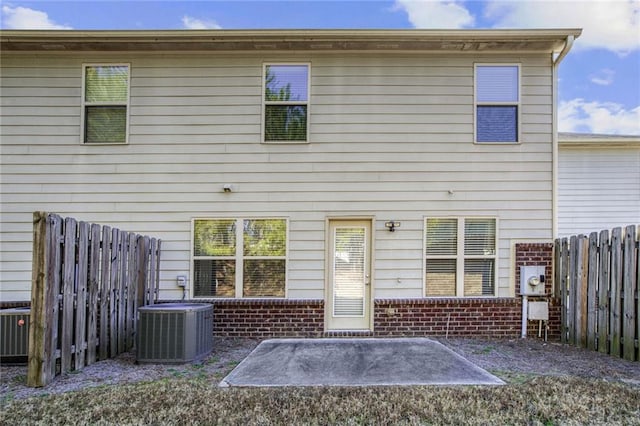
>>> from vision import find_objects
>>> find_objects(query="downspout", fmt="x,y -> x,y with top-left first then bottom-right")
551,35 -> 574,239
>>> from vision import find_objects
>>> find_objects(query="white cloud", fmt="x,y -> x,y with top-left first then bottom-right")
181,15 -> 221,30
590,68 -> 616,86
484,0 -> 640,55
394,0 -> 475,28
559,98 -> 640,135
1,5 -> 72,29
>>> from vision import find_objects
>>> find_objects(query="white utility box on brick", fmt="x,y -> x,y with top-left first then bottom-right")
520,265 -> 546,296
528,301 -> 549,321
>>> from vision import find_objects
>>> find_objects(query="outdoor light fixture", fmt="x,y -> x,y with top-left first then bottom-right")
385,221 -> 401,232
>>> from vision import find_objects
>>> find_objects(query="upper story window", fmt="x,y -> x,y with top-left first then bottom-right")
475,64 -> 520,143
263,64 -> 309,143
192,218 -> 288,298
82,64 -> 130,144
424,217 -> 497,297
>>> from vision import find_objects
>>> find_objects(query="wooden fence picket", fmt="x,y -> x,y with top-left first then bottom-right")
27,212 -> 163,387
87,223 -> 100,364
586,232 -> 598,351
610,227 -> 623,358
558,238 -> 569,343
61,217 -> 76,374
622,225 -> 637,361
75,221 -> 89,370
109,228 -> 119,358
568,236 -> 577,345
597,229 -> 610,354
99,225 -> 111,361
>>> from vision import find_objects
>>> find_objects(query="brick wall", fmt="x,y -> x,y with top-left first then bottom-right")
207,299 -> 325,338
373,298 -> 522,337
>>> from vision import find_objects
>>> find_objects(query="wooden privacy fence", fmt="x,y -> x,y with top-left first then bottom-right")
28,212 -> 162,387
554,225 -> 639,361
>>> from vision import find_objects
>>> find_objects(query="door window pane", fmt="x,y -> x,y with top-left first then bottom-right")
333,227 -> 365,316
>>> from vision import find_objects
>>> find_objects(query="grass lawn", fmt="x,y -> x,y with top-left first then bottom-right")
1,375 -> 639,425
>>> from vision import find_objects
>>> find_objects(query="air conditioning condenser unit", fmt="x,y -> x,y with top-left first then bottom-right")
1,307 -> 30,361
137,303 -> 213,363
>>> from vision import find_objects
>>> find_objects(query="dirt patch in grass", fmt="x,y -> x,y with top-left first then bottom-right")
1,337 -> 639,425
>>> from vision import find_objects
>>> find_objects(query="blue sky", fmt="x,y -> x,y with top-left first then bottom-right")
2,0 -> 639,135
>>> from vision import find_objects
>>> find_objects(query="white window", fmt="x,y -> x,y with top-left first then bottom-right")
425,218 -> 497,297
474,64 -> 520,143
82,64 -> 130,144
192,218 -> 287,298
263,63 -> 309,143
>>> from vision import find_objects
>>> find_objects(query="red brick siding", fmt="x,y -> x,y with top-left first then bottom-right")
206,299 -> 325,338
373,298 -> 522,337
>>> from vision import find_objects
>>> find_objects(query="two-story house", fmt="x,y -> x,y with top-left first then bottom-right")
0,29 -> 581,337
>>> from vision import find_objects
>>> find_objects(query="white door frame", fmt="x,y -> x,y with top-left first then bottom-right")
324,217 -> 374,331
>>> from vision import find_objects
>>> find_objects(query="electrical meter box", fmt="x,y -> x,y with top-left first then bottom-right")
520,265 -> 546,296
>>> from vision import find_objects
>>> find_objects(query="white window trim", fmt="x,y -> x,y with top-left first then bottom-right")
473,63 -> 521,145
261,62 -> 311,144
423,217 -> 498,298
81,63 -> 131,145
190,217 -> 289,299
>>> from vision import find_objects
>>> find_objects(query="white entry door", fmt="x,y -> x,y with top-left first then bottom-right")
326,220 -> 372,331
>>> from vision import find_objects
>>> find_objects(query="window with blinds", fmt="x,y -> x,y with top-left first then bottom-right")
82,64 -> 129,144
475,64 -> 519,143
192,218 -> 287,298
263,64 -> 309,143
425,218 -> 496,297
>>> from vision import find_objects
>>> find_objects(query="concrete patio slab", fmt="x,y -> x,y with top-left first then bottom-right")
220,338 -> 504,387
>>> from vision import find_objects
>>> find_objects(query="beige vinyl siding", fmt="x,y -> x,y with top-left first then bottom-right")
1,52 -> 553,302
558,146 -> 640,237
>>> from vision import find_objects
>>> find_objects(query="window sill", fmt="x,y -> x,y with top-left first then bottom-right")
262,140 -> 309,145
474,141 -> 520,145
83,142 -> 129,146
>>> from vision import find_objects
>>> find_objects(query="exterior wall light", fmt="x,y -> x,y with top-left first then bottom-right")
385,221 -> 401,232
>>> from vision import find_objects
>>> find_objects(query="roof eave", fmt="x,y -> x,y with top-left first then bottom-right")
0,28 -> 583,53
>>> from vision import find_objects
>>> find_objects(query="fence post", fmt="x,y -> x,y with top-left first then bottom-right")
622,225 -> 637,361
27,212 -> 50,387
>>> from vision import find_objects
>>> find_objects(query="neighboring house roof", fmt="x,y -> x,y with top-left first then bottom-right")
0,29 -> 581,53
559,132 -> 640,147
